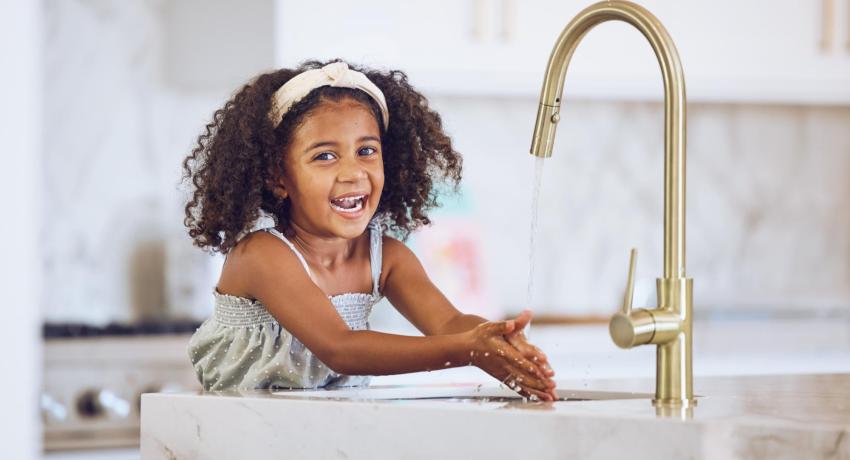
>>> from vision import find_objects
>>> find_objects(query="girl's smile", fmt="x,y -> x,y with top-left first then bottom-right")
329,192 -> 368,217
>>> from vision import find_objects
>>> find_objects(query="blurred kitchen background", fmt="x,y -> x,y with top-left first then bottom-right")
2,0 -> 850,458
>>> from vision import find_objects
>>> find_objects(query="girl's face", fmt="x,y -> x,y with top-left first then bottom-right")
275,98 -> 384,239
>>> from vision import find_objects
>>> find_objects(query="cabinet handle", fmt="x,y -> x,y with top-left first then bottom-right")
820,0 -> 834,52
472,0 -> 488,42
846,0 -> 850,52
500,0 -> 516,42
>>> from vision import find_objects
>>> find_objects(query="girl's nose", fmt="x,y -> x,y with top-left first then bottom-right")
338,157 -> 367,182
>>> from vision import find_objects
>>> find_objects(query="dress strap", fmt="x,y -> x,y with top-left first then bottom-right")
263,228 -> 316,283
368,220 -> 383,297
265,223 -> 382,296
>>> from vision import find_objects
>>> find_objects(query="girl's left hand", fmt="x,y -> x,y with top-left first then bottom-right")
504,310 -> 557,399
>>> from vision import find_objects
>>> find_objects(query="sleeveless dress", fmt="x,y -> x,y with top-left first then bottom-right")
188,220 -> 384,391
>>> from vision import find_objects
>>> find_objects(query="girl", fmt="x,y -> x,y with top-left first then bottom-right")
182,59 -> 558,401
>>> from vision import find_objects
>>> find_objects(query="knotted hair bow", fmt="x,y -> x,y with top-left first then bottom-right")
268,62 -> 389,129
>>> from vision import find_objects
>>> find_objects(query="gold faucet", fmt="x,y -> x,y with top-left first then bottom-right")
530,0 -> 694,408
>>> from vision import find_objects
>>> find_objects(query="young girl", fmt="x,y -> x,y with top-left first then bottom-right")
182,59 -> 558,401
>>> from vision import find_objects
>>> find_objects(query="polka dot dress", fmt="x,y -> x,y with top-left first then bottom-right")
188,220 -> 384,391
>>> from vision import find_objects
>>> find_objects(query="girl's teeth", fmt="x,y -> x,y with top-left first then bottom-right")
330,196 -> 365,213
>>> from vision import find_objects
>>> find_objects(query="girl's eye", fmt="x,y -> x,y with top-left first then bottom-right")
359,147 -> 378,156
314,152 -> 335,161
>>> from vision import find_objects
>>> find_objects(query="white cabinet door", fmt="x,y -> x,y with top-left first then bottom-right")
274,0 -> 404,68
511,0 -> 665,99
274,0 -> 500,93
654,0 -> 850,104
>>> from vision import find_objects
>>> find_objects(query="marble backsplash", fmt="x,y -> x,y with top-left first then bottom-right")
432,98 -> 850,317
43,0 -> 850,323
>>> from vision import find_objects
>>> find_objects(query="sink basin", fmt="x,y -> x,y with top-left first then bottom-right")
272,383 -> 652,402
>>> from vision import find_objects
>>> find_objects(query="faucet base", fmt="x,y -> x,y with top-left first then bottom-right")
652,397 -> 698,409
656,277 -> 694,404
654,401 -> 696,420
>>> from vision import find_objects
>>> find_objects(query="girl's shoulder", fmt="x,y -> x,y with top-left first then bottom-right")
378,234 -> 419,277
215,229 -> 305,301
380,234 -> 407,258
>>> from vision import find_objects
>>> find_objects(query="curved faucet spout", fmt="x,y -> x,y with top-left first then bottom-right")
529,0 -> 694,407
531,0 -> 686,279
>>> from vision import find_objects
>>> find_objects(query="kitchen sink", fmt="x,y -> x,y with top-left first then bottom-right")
272,383 -> 652,402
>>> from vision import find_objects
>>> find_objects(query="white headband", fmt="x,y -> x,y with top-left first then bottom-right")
268,62 -> 389,129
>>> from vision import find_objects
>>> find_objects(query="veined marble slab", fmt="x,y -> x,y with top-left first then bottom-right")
141,374 -> 850,459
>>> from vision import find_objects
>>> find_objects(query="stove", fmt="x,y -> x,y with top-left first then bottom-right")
42,322 -> 202,451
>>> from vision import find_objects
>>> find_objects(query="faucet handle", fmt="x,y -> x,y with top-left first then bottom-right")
621,248 -> 637,315
610,248 -> 654,349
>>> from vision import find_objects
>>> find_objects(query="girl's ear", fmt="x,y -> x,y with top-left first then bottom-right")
266,178 -> 289,200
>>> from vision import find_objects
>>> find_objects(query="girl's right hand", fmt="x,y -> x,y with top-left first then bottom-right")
466,317 -> 558,401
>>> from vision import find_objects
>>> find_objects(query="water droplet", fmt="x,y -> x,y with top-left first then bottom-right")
444,361 -> 451,367
484,352 -> 489,357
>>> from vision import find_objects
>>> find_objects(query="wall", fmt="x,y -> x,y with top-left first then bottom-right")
428,97 -> 850,316
43,0 -> 850,324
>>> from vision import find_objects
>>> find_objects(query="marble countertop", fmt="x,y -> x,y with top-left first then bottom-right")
142,373 -> 850,459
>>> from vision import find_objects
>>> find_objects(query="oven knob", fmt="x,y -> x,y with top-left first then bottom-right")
76,389 -> 130,419
40,393 -> 67,422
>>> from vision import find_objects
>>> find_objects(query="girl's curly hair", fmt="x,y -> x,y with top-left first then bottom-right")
181,59 -> 463,254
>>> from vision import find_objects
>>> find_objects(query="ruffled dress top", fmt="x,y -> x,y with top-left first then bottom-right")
188,220 -> 383,391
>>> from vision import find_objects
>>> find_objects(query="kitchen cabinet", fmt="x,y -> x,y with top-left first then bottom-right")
274,0 -> 850,103
642,0 -> 850,104
163,0 -> 275,90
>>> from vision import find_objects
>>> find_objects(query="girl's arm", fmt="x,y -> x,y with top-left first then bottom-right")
231,232 -> 555,399
380,237 -> 486,335
380,237 -> 554,370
